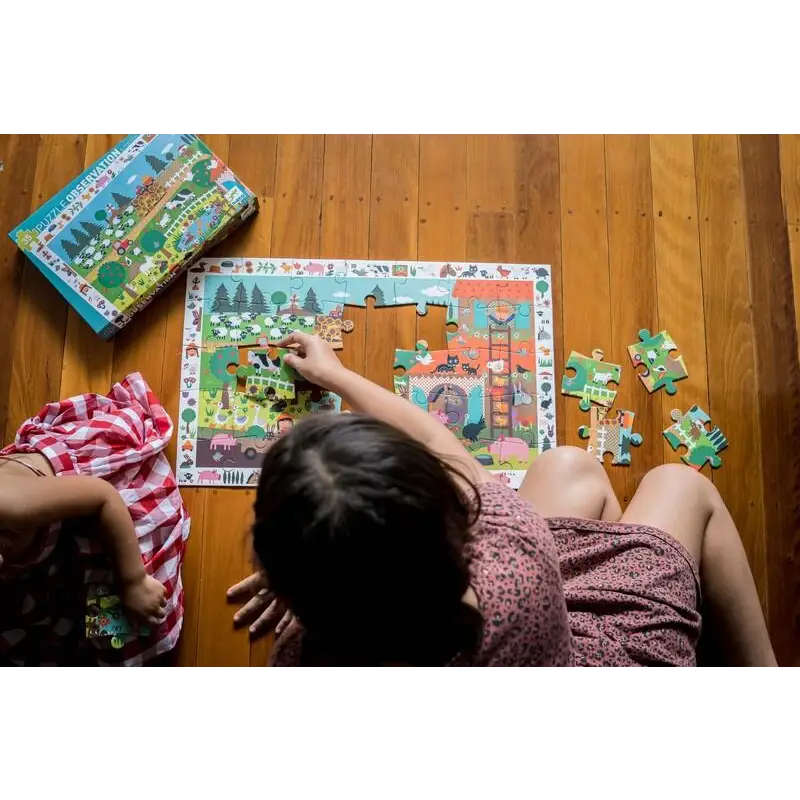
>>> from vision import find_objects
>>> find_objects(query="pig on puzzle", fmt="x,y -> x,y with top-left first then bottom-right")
578,407 -> 643,466
561,348 -> 621,411
663,405 -> 727,470
628,328 -> 688,395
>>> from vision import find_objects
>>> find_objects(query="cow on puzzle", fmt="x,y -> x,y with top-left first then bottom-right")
663,405 -> 727,470
561,349 -> 621,411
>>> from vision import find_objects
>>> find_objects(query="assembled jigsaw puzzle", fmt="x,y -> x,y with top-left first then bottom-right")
663,405 -> 728,470
561,348 -> 621,411
628,328 -> 688,394
9,135 -> 256,338
578,407 -> 643,466
179,259 -> 555,488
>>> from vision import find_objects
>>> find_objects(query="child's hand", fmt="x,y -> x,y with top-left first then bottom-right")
276,332 -> 345,389
122,574 -> 167,626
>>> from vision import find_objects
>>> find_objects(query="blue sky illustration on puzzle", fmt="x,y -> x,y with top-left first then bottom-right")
204,275 -> 461,315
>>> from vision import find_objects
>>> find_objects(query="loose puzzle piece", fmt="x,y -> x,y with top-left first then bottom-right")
561,348 -> 621,411
578,407 -> 643,466
235,347 -> 296,399
86,585 -> 148,649
663,405 -> 728,470
628,328 -> 688,395
313,314 -> 354,349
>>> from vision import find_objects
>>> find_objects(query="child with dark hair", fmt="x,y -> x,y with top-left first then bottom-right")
228,333 -> 776,667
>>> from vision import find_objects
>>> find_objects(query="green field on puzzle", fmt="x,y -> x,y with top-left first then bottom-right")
562,329 -> 728,469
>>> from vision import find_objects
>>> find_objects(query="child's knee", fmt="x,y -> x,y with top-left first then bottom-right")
641,463 -> 719,506
536,445 -> 609,484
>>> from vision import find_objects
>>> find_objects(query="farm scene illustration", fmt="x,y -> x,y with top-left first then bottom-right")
13,134 -> 254,320
178,259 -> 555,488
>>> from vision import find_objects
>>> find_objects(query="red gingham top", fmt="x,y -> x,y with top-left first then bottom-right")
0,373 -> 189,666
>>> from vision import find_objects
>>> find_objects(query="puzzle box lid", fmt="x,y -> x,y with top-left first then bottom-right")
8,135 -> 257,338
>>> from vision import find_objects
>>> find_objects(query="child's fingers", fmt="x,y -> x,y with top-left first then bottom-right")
275,331 -> 311,349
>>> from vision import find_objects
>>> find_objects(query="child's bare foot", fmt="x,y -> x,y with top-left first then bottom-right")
122,574 -> 167,626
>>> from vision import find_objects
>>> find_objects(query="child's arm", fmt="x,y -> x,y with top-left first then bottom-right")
279,332 -> 492,486
0,475 -> 166,624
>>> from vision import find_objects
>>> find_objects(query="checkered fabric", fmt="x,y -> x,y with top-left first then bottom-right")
0,373 -> 189,666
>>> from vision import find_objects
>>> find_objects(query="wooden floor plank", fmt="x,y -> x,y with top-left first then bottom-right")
558,136 -> 619,497
59,135 -> 122,398
272,135 -> 324,259
514,135 -> 564,444
0,134 -> 40,438
605,134 -> 661,505
6,135 -> 87,443
417,135 -> 467,350
320,134 -> 372,399
779,135 -> 800,367
467,135 -> 517,213
694,134 -> 768,616
366,135 -> 420,389
650,135 -> 710,464
739,134 -> 800,665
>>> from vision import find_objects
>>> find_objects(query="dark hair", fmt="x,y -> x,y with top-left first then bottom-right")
252,413 -> 483,665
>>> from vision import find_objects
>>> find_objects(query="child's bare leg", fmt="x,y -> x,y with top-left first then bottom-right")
621,464 -> 777,666
518,446 -> 622,521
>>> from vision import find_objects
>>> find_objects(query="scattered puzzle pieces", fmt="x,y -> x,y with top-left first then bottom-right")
313,314 -> 354,349
561,348 -> 621,411
628,328 -> 688,395
663,405 -> 727,470
578,407 -> 643,465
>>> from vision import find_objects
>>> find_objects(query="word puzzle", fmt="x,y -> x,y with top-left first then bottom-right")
578,407 -> 643,465
561,349 -> 621,411
628,329 -> 688,394
663,405 -> 728,470
179,259 -> 555,487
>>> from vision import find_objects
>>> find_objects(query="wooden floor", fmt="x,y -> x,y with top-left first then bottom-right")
1,135 -> 799,666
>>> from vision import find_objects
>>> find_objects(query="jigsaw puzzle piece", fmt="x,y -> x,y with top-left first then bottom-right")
628,328 -> 688,394
561,348 -> 621,411
663,405 -> 727,470
313,314 -> 354,349
578,407 -> 642,465
236,347 -> 296,400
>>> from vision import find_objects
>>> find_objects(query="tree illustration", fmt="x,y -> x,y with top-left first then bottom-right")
81,220 -> 103,239
541,380 -> 552,395
536,279 -> 549,296
146,154 -> 167,173
371,285 -> 386,307
141,229 -> 166,254
302,287 -> 322,314
181,407 -> 196,437
271,290 -> 288,314
62,239 -> 81,260
97,262 -> 128,288
212,283 -> 234,313
233,283 -> 249,313
112,192 -> 132,208
165,152 -> 175,162
71,227 -> 91,249
249,285 -> 269,315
